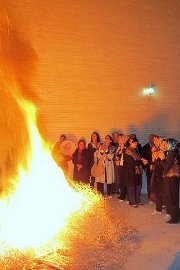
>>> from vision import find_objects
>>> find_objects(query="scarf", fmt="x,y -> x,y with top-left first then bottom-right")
126,147 -> 141,161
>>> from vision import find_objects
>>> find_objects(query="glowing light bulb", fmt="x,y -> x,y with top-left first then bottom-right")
143,84 -> 156,96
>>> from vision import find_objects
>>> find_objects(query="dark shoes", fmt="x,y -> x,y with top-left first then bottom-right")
166,219 -> 179,224
130,204 -> 138,208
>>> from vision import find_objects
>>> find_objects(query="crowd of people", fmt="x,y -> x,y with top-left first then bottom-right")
52,132 -> 180,224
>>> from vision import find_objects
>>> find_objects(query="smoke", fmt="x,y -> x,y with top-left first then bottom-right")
0,4 -> 38,194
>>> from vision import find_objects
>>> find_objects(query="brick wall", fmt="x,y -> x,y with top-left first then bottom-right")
4,0 -> 180,146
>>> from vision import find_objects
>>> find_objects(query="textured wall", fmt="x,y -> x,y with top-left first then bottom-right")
4,0 -> 180,144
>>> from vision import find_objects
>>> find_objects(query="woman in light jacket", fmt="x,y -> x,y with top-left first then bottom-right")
95,135 -> 115,197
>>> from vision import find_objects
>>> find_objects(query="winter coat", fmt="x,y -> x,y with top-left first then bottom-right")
123,148 -> 143,187
95,148 -> 114,184
161,148 -> 180,177
142,142 -> 153,175
150,157 -> 164,193
113,146 -> 125,186
72,148 -> 91,183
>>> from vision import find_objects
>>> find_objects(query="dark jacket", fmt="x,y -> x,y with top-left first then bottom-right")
151,157 -> 164,192
161,148 -> 179,176
72,149 -> 91,183
87,143 -> 97,169
123,150 -> 143,187
142,143 -> 152,175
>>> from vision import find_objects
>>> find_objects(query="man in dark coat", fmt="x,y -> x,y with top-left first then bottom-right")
142,134 -> 160,202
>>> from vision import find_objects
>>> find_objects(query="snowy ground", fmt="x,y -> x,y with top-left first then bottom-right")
110,193 -> 180,270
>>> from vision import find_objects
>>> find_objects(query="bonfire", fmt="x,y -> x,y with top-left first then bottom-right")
0,5 -> 135,269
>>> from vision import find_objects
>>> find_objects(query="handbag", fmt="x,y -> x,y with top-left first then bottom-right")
135,165 -> 143,175
164,159 -> 180,178
91,160 -> 104,178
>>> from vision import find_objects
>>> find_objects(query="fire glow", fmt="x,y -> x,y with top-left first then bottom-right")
0,8 -> 132,269
0,86 -> 98,254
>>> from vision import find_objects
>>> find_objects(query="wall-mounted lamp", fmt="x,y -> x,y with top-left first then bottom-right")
143,83 -> 156,97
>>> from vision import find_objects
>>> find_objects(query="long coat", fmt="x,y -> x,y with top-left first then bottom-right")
123,150 -> 143,187
142,143 -> 152,175
151,157 -> 164,193
160,148 -> 180,220
95,149 -> 114,184
113,146 -> 125,188
72,149 -> 91,183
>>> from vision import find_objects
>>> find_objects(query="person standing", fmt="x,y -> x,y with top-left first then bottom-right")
114,134 -> 127,200
95,135 -> 115,197
52,134 -> 68,172
72,139 -> 91,184
159,138 -> 180,224
151,138 -> 168,214
111,132 -> 119,148
88,132 -> 101,187
142,134 -> 160,203
124,138 -> 148,207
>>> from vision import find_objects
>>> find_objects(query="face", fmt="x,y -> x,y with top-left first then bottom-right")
118,135 -> 123,145
78,141 -> 85,150
91,133 -> 98,141
160,140 -> 168,151
105,136 -> 112,145
112,133 -> 119,141
130,141 -> 138,149
153,136 -> 160,147
59,135 -> 66,143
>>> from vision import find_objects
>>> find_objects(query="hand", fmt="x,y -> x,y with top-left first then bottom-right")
115,160 -> 120,166
152,151 -> 159,162
77,164 -> 82,171
151,146 -> 157,152
141,158 -> 148,165
100,144 -> 106,151
96,142 -> 101,149
99,144 -> 103,150
158,151 -> 165,160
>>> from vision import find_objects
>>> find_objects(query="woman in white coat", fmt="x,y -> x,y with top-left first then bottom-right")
95,135 -> 115,197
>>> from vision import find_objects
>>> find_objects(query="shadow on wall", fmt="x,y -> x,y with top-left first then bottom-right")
41,110 -> 180,146
125,111 -> 180,145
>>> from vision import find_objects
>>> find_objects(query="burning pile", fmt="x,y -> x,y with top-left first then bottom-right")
0,91 -> 135,269
0,5 -> 136,269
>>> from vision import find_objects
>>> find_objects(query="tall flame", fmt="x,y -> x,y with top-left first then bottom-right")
0,85 -> 95,253
0,5 -> 100,257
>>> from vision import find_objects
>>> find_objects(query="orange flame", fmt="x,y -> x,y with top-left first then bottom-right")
0,87 -> 98,254
0,6 -> 100,257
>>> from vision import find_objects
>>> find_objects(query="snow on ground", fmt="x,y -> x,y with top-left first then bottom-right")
110,194 -> 180,270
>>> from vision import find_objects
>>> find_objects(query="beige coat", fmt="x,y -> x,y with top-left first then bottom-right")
95,149 -> 114,184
